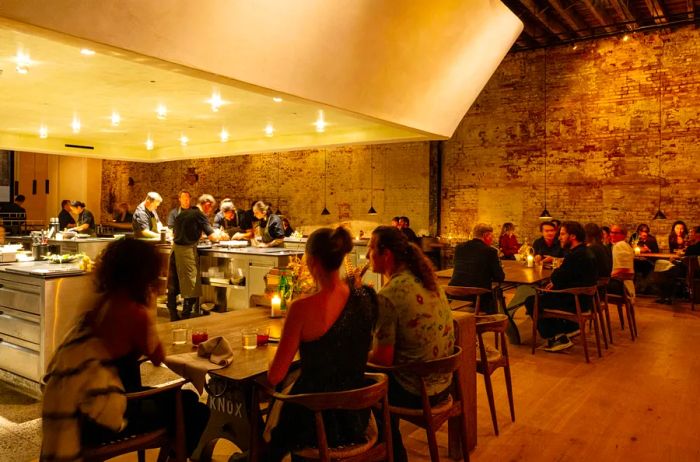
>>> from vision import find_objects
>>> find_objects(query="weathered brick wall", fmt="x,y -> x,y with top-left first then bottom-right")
101,142 -> 431,237
441,27 -> 700,250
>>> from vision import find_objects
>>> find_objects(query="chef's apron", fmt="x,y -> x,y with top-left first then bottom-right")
261,214 -> 282,244
173,243 -> 201,298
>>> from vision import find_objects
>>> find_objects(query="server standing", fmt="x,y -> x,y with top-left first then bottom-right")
167,194 -> 227,320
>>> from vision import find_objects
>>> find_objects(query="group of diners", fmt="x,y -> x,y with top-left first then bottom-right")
449,219 -> 700,353
391,214 -> 420,245
41,225 -> 456,462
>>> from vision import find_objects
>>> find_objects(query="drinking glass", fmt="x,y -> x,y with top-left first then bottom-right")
242,328 -> 258,350
256,327 -> 270,346
172,327 -> 189,345
192,328 -> 209,346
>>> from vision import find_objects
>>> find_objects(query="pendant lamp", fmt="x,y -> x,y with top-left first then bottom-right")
321,150 -> 330,215
275,152 -> 282,215
368,145 -> 377,215
539,48 -> 552,220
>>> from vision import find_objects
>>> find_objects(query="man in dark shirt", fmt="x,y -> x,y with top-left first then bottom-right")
166,190 -> 191,228
3,195 -> 26,235
525,221 -> 597,352
167,194 -> 227,320
57,199 -> 76,230
399,216 -> 420,246
449,223 -> 505,313
532,221 -> 564,263
584,223 -> 612,279
213,199 -> 252,238
132,192 -> 162,238
687,226 -> 700,257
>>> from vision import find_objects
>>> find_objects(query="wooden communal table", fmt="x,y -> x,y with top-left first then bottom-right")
635,252 -> 680,260
157,307 -> 476,461
437,260 -> 553,344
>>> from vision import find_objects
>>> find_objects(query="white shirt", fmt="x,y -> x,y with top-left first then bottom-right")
612,241 -> 635,298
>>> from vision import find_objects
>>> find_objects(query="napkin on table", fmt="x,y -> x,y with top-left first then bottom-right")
197,336 -> 234,366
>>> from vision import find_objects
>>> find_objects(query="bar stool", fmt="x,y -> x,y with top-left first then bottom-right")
531,286 -> 603,363
475,314 -> 514,436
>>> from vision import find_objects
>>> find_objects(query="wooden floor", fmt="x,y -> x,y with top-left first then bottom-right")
31,297 -> 700,462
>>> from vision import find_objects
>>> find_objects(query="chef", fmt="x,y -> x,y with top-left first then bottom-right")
251,201 -> 285,247
167,190 -> 191,228
69,201 -> 96,235
213,199 -> 252,239
132,192 -> 162,238
168,194 -> 228,320
58,199 -> 76,230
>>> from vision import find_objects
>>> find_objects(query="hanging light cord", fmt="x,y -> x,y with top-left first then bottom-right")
657,40 -> 663,203
370,146 -> 374,204
543,49 -> 548,208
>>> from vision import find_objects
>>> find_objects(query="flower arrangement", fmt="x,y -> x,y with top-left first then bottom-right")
286,255 -> 316,297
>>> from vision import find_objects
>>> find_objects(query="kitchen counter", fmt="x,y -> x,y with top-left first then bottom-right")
0,262 -> 98,397
0,260 -> 85,278
5,235 -> 119,260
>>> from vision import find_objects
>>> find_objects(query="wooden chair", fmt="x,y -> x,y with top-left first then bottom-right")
83,379 -> 188,462
596,277 -> 613,347
531,286 -> 602,363
475,314 -> 514,436
685,256 -> 698,311
606,273 -> 637,341
256,373 -> 392,462
443,286 -> 492,314
368,346 -> 469,462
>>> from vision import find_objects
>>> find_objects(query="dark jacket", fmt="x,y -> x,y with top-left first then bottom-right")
586,243 -> 612,279
532,236 -> 564,258
550,243 -> 597,310
449,239 -> 505,313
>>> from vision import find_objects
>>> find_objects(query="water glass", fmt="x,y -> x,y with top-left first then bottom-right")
242,328 -> 258,350
172,327 -> 188,345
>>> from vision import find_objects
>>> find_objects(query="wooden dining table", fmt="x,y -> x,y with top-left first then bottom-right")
437,260 -> 553,344
156,307 -> 477,461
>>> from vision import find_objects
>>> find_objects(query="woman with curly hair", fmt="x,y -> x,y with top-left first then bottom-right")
668,220 -> 689,253
41,239 -> 208,461
368,226 -> 454,462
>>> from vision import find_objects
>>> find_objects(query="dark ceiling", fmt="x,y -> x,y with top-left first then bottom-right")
503,0 -> 699,51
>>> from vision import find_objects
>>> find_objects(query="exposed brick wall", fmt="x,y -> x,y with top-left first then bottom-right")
101,142 -> 431,237
441,26 -> 700,251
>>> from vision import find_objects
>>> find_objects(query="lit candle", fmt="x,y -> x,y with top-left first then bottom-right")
634,246 -> 641,256
526,254 -> 534,268
271,294 -> 281,318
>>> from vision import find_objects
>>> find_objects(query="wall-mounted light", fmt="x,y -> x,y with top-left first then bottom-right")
111,112 -> 121,126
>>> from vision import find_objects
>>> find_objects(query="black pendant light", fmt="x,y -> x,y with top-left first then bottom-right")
368,145 -> 377,215
321,150 -> 330,215
31,153 -> 37,195
539,48 -> 552,220
653,38 -> 666,221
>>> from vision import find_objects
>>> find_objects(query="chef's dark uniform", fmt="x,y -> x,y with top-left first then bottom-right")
77,209 -> 96,235
213,209 -> 251,236
258,213 -> 285,245
132,203 -> 159,237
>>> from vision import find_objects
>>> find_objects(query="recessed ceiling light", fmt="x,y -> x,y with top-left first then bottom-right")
220,128 -> 229,142
15,51 -> 31,74
207,91 -> 224,112
145,137 -> 154,150
39,125 -> 48,139
156,104 -> 167,120
265,124 -> 274,137
80,48 -> 96,56
71,116 -> 81,134
272,97 -> 283,103
180,134 -> 189,146
111,112 -> 121,126
315,110 -> 327,133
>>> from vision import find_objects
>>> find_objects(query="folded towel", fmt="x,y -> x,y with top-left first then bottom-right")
165,353 -> 218,394
197,336 -> 234,366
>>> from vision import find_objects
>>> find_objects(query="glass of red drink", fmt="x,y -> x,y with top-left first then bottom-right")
256,327 -> 270,346
192,329 -> 209,346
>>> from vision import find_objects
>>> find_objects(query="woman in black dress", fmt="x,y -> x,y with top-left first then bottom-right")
266,226 -> 377,460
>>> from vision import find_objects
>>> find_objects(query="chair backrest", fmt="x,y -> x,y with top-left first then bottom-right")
385,346 -> 463,378
475,314 -> 508,334
553,286 -> 598,296
597,277 -> 610,287
612,272 -> 635,281
278,373 -> 388,412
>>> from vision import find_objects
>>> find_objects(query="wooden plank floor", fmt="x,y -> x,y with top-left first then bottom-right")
28,297 -> 700,462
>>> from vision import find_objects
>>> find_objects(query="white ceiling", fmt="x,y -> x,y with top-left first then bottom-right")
0,20 -> 428,162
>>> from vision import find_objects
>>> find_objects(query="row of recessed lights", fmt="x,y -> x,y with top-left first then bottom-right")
15,48 -> 330,148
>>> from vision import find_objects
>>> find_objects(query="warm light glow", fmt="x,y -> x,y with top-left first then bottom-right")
623,35 -> 629,42
39,125 -> 48,139
156,104 -> 167,120
15,51 -> 31,74
220,128 -> 229,142
80,48 -> 96,56
207,91 -> 224,112
572,44 -> 578,51
180,134 -> 189,146
111,112 -> 121,126
634,246 -> 641,256
272,97 -> 283,103
71,116 -> 81,133
315,110 -> 327,133
265,124 -> 274,137
145,137 -> 154,150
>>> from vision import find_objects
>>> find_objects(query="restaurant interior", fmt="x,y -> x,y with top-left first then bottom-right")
0,1 -> 699,461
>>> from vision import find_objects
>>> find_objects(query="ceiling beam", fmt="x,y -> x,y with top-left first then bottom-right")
581,0 -> 618,33
519,28 -> 546,47
642,0 -> 669,24
608,0 -> 639,29
547,0 -> 589,37
514,0 -> 572,41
